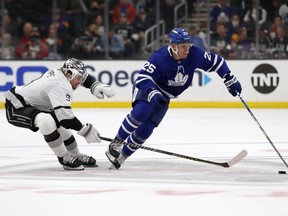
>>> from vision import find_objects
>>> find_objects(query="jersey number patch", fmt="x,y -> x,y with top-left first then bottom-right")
141,61 -> 156,73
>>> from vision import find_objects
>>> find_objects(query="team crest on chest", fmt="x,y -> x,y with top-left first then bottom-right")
168,65 -> 188,86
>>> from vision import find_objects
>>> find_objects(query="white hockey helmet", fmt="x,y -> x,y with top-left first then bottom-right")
62,58 -> 88,83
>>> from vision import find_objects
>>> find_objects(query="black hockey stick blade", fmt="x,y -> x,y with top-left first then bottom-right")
99,136 -> 248,168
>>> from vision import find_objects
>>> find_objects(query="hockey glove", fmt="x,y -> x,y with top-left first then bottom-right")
148,89 -> 168,110
223,73 -> 242,97
77,123 -> 101,143
90,81 -> 115,100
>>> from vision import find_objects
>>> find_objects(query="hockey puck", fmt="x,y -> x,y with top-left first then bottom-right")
278,171 -> 286,174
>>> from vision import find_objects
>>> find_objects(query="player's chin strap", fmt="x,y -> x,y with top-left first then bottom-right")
169,44 -> 181,59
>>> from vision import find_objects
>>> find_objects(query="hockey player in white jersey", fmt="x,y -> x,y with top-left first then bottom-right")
105,28 -> 242,169
4,58 -> 115,170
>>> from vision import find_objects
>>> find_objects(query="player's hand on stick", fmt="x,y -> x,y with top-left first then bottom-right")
223,72 -> 242,97
90,81 -> 115,99
148,89 -> 168,109
77,123 -> 101,143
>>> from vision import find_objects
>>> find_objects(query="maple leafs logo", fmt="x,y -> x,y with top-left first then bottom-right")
168,66 -> 188,86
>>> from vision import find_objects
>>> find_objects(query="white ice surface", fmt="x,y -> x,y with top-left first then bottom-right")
0,108 -> 288,216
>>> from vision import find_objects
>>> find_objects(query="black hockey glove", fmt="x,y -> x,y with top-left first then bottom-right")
147,89 -> 168,109
223,73 -> 242,97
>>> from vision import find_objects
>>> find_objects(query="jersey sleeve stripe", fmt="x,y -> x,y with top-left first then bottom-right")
214,56 -> 224,72
207,55 -> 218,72
135,74 -> 155,85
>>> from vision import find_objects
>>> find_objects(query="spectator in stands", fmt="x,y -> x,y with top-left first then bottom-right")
132,7 -> 153,55
0,33 -> 15,60
70,22 -> 103,59
264,0 -> 283,24
233,27 -> 253,59
113,12 -> 136,58
43,24 -> 63,60
227,13 -> 244,39
188,24 -> 207,50
197,22 -> 209,49
210,22 -> 234,58
113,0 -> 137,25
101,27 -> 125,59
42,7 -> 70,35
42,7 -> 73,55
18,22 -> 33,43
210,0 -> 237,30
268,15 -> 285,42
255,26 -> 273,59
87,0 -> 104,17
278,0 -> 288,26
0,9 -> 18,43
94,13 -> 105,36
15,27 -> 49,60
132,0 -> 146,13
11,22 -> 32,58
243,0 -> 268,30
58,0 -> 87,35
273,25 -> 288,59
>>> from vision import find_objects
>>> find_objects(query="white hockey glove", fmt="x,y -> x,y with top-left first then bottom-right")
77,123 -> 101,143
90,81 -> 115,99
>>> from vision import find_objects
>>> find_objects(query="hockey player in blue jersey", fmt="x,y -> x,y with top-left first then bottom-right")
105,28 -> 242,169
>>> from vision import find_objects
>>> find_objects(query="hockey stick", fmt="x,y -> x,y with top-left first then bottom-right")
238,94 -> 288,168
99,136 -> 247,168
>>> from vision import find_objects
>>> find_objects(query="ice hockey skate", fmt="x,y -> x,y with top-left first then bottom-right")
111,153 -> 128,169
77,153 -> 98,167
58,151 -> 84,170
105,138 -> 127,169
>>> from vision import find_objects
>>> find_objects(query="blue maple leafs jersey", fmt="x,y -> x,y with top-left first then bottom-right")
135,45 -> 231,98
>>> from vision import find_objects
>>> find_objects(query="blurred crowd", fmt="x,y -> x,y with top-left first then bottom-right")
1,0 -> 288,60
206,0 -> 288,59
0,0 -> 157,60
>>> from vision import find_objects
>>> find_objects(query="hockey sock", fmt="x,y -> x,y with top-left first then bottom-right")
122,119 -> 156,156
122,132 -> 144,156
57,126 -> 80,154
117,102 -> 152,140
64,135 -> 80,155
44,130 -> 67,157
117,113 -> 142,140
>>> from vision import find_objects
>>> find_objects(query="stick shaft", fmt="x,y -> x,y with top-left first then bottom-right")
100,136 -> 232,167
238,95 -> 288,168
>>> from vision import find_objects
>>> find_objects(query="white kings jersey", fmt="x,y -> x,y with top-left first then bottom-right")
15,69 -> 75,123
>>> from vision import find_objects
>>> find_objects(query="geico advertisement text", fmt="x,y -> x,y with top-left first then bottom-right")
0,60 -> 211,92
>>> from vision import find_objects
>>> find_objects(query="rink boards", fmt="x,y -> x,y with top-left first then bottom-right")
0,60 -> 287,108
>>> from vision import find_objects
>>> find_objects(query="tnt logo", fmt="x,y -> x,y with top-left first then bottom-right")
251,64 -> 279,94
